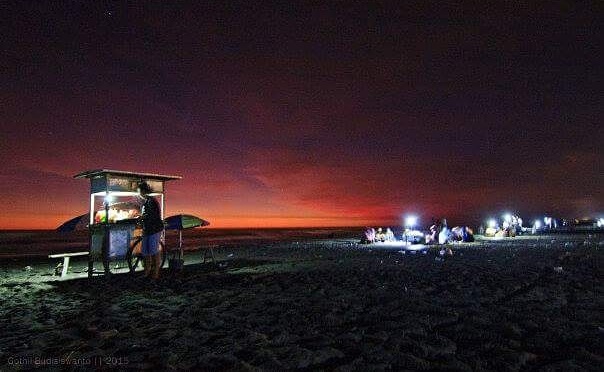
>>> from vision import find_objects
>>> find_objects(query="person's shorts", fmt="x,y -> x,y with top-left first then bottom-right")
142,231 -> 162,256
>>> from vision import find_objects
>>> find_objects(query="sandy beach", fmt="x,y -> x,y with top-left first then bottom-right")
0,232 -> 602,371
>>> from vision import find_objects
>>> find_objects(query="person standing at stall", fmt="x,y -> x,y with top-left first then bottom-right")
138,181 -> 164,279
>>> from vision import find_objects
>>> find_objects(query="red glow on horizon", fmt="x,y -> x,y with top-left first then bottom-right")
0,152 -> 601,230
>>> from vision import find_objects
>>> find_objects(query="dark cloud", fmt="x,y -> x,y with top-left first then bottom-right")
1,1 -> 602,228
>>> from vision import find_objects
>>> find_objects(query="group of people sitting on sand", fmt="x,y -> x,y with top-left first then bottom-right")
362,227 -> 396,244
482,215 -> 523,238
361,218 -> 475,245
425,219 -> 475,244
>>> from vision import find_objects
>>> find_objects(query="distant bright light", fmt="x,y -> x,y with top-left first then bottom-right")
104,194 -> 114,204
503,214 -> 512,223
544,216 -> 552,225
534,220 -> 541,229
487,219 -> 497,229
598,218 -> 604,228
405,215 -> 418,228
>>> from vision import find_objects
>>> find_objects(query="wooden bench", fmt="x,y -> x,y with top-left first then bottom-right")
48,251 -> 89,277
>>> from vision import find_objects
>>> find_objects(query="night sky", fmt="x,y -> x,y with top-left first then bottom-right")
1,1 -> 602,229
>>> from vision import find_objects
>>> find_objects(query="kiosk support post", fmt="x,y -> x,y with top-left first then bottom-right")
103,184 -> 110,275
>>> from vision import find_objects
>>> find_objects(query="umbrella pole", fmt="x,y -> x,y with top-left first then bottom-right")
179,230 -> 183,260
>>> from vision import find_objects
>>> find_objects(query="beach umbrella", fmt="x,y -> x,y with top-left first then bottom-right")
164,214 -> 210,230
163,214 -> 210,260
56,213 -> 89,232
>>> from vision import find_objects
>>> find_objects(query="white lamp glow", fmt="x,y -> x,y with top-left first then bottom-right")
405,215 -> 418,229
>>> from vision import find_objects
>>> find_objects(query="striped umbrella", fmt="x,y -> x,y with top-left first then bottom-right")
164,214 -> 210,230
164,214 -> 210,260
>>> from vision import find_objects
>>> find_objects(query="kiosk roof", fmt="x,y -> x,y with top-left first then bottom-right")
74,169 -> 182,181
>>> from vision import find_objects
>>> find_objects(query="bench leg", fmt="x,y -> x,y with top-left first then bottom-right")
62,257 -> 70,277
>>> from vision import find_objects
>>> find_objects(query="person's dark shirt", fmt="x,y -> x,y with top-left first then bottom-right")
141,196 -> 164,235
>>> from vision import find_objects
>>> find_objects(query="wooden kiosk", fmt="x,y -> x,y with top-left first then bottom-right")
74,169 -> 181,277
